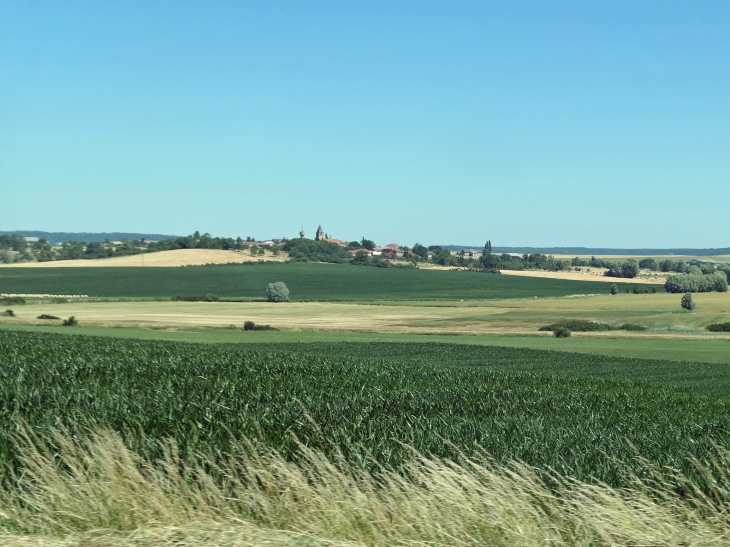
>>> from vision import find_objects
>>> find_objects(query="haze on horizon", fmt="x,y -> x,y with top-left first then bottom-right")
1,1 -> 728,248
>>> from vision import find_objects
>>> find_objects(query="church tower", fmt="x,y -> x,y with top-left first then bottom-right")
315,225 -> 324,241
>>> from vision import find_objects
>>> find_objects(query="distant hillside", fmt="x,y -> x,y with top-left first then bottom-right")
440,245 -> 730,256
0,231 -> 179,244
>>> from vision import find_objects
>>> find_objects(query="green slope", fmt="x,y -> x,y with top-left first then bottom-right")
0,263 -> 658,300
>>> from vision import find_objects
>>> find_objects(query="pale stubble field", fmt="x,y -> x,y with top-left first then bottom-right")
4,292 -> 729,338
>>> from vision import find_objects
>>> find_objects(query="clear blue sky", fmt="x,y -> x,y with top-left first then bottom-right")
1,1 -> 728,247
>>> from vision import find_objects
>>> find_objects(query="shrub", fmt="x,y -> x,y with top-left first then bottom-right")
707,322 -> 730,333
604,260 -> 640,278
282,239 -> 349,263
171,294 -> 220,302
619,323 -> 648,331
665,271 -> 728,293
3,309 -> 15,317
62,316 -> 78,326
37,314 -> 60,320
553,326 -> 571,338
0,249 -> 14,264
51,297 -> 68,303
620,260 -> 640,278
243,320 -> 277,331
610,284 -> 618,295
539,320 -> 613,332
0,296 -> 25,305
267,282 -> 289,302
681,293 -> 695,311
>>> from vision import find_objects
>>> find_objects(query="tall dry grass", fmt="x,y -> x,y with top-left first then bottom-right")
2,427 -> 730,546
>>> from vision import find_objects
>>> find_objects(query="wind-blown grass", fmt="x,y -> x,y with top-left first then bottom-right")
2,427 -> 730,546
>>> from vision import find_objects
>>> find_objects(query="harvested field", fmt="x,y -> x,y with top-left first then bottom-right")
500,269 -> 667,284
551,253 -> 730,261
0,249 -> 288,268
2,292 -> 728,338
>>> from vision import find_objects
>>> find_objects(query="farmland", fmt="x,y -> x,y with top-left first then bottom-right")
1,290 -> 728,344
0,263 -> 659,300
2,329 -> 730,490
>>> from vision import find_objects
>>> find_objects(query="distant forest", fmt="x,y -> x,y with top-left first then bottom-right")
441,245 -> 730,256
0,231 -> 179,244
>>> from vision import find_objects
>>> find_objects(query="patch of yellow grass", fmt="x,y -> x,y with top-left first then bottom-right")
3,427 -> 730,546
500,269 -> 667,284
0,249 -> 288,268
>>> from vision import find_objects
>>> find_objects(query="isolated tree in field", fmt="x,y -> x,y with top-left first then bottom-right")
258,247 -> 265,256
267,282 -> 290,302
0,249 -> 14,263
249,245 -> 259,256
270,244 -> 281,257
681,292 -> 695,311
610,283 -> 618,295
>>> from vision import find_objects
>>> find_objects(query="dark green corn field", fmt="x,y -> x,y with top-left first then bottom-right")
1,330 -> 729,487
0,263 -> 657,300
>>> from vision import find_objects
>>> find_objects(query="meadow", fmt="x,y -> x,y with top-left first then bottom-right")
2,329 -> 730,489
0,263 -> 658,300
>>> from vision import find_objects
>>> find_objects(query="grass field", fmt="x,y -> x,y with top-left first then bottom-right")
2,290 -> 728,339
2,329 -> 730,487
4,322 -> 730,363
0,263 -> 660,300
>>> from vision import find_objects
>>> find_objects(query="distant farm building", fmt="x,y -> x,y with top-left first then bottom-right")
461,249 -> 483,259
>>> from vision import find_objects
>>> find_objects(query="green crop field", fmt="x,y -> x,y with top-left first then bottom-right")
2,329 -> 729,489
0,263 -> 658,300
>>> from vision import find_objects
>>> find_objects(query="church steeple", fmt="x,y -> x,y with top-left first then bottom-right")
315,225 -> 324,241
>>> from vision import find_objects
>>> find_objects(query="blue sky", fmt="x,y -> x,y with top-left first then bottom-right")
1,1 -> 728,247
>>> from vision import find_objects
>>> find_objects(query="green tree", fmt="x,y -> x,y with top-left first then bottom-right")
639,258 -> 657,270
681,292 -> 695,311
361,238 -> 376,250
270,244 -> 281,257
249,245 -> 259,256
351,250 -> 370,265
610,283 -> 618,295
435,249 -> 456,266
0,249 -> 14,264
258,247 -> 265,256
267,282 -> 290,302
619,260 -> 640,279
412,243 -> 428,260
